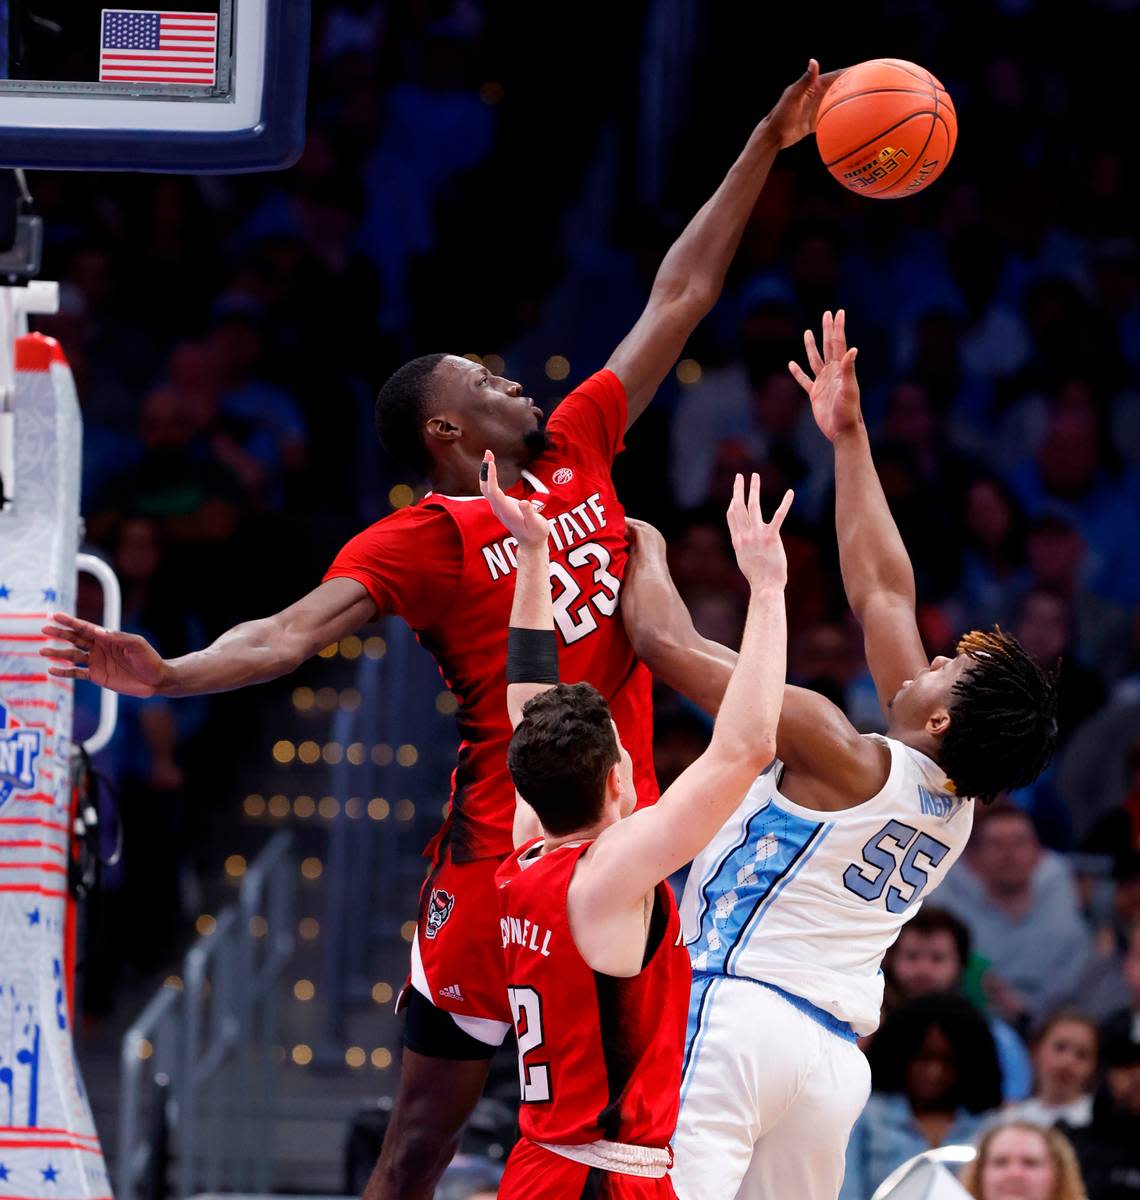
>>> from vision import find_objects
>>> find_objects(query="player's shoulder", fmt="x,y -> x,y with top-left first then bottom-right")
557,367 -> 626,405
341,497 -> 461,556
359,497 -> 456,531
874,733 -> 971,822
544,369 -> 627,452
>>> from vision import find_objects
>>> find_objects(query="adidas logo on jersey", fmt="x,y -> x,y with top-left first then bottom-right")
438,984 -> 465,1002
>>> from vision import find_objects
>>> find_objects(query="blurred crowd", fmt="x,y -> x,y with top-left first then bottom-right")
26,0 -> 1140,1196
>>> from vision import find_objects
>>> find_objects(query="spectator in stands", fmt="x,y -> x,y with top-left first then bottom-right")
840,994 -> 1002,1200
1008,384 -> 1140,609
1055,865 -> 1140,1025
1083,751 -> 1140,866
951,476 -> 1028,632
1021,516 -> 1129,680
1014,587 -> 1107,746
1100,921 -> 1140,1053
1004,1012 -> 1100,1130
961,1122 -> 1089,1200
883,906 -> 1033,1101
938,806 -> 1092,1031
1065,1028 -> 1140,1199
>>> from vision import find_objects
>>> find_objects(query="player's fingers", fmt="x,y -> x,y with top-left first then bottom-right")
39,646 -> 86,665
788,360 -> 813,393
835,308 -> 847,352
479,449 -> 498,496
842,346 -> 859,375
822,310 -> 836,360
45,612 -> 97,641
726,473 -> 745,532
42,623 -> 89,647
770,489 -> 795,533
748,472 -> 762,524
47,665 -> 90,681
804,330 -> 823,375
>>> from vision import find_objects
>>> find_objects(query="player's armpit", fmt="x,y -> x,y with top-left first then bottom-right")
776,686 -> 888,802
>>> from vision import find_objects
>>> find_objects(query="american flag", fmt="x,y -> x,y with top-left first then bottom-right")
99,9 -> 218,86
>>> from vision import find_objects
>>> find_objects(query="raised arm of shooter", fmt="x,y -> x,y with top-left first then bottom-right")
622,517 -> 884,798
606,60 -> 837,426
41,579 -> 377,698
580,476 -> 792,906
788,309 -> 928,708
479,449 -> 557,846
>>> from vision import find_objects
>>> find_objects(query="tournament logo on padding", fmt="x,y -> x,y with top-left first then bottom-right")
0,699 -> 41,811
425,887 -> 455,939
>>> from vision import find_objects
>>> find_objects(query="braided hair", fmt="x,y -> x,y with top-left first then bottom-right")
939,628 -> 1059,803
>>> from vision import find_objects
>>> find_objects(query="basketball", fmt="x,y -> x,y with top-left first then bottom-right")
816,58 -> 957,199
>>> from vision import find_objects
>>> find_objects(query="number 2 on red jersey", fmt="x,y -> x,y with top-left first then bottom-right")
507,985 -> 552,1103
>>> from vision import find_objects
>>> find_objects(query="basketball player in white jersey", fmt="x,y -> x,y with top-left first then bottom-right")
621,309 -> 1059,1200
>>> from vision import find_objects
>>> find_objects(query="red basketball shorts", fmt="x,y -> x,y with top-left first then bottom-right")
406,845 -> 512,1043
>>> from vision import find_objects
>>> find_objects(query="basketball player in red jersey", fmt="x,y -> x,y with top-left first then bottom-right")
479,451 -> 790,1196
41,61 -> 836,1198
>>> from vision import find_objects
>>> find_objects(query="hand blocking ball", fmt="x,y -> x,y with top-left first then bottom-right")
816,58 -> 957,198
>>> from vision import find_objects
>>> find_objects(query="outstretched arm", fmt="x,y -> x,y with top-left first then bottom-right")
583,476 -> 791,909
621,518 -> 885,801
479,451 -> 555,847
788,310 -> 928,710
41,578 -> 376,698
606,61 -> 837,427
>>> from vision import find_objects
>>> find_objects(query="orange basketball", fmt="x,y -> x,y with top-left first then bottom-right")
816,58 -> 957,199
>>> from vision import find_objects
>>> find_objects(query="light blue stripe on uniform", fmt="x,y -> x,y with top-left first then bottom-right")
691,763 -> 777,938
724,820 -> 834,974
679,973 -> 725,1112
693,804 -> 824,974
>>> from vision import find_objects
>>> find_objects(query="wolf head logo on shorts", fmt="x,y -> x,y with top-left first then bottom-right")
0,699 -> 41,812
424,887 -> 455,939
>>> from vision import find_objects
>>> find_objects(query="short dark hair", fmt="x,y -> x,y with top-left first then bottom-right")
374,353 -> 447,475
507,683 -> 620,836
868,992 -> 1003,1114
1031,1007 -> 1100,1060
897,905 -> 971,967
940,628 -> 1059,803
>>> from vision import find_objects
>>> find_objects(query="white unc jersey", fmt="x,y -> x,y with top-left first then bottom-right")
679,734 -> 973,1035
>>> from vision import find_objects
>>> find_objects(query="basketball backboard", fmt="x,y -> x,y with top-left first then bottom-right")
0,1 -> 309,172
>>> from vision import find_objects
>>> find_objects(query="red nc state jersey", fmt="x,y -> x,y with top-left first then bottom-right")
324,370 -> 657,862
496,839 -> 690,1148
